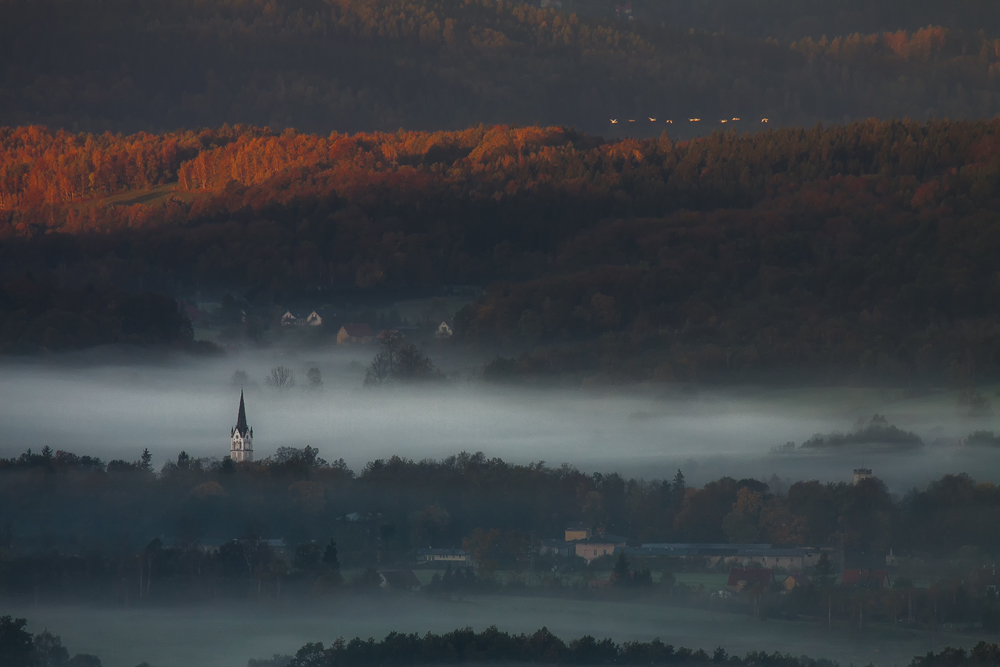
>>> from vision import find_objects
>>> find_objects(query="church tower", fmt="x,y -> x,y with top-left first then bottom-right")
230,390 -> 253,463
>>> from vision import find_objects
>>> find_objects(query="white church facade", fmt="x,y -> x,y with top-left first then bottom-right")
230,390 -> 254,462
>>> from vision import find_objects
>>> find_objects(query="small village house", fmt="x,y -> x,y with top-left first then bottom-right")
279,309 -> 324,327
574,535 -> 627,562
337,323 -> 374,344
782,572 -> 810,592
416,548 -> 472,566
435,321 -> 453,338
538,539 -> 573,557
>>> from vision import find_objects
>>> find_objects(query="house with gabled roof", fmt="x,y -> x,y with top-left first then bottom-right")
782,572 -> 811,591
435,321 -> 453,338
337,323 -> 374,344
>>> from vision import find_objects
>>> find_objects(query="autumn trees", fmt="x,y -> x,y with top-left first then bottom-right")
0,126 -> 192,211
5,118 -> 1000,378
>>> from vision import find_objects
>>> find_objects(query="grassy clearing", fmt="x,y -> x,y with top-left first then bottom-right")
100,182 -> 198,207
674,572 -> 729,590
72,182 -> 207,210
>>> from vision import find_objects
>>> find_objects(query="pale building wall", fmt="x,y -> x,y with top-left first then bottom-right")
231,432 -> 253,462
576,542 -> 619,562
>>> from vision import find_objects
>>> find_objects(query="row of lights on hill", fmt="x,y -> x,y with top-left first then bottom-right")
610,117 -> 769,124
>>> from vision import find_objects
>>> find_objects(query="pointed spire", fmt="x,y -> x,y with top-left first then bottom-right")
235,390 -> 249,436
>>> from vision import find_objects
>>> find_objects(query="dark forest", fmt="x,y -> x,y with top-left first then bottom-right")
3,0 -> 1000,135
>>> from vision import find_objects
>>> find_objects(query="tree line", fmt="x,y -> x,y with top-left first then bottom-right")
6,445 -> 1000,630
285,628 -> 1000,667
286,626 -> 839,667
0,616 -> 101,667
593,0 -> 1000,43
4,615 -> 1000,667
0,276 -> 201,353
2,0 -> 1000,136
3,445 -> 1000,564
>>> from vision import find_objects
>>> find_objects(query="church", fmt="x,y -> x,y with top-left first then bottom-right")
230,390 -> 254,462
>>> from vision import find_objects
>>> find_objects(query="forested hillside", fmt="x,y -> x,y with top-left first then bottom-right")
3,119 -> 1000,379
2,0 -> 1000,134
600,0 -> 1000,42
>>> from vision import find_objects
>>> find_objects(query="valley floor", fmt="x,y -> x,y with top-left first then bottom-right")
6,594 -> 978,667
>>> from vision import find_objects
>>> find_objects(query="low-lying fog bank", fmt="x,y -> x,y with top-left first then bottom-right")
7,595 -> 970,667
1,348 -> 999,489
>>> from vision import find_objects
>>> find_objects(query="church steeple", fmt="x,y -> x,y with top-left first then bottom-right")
236,390 -> 249,437
230,390 -> 253,463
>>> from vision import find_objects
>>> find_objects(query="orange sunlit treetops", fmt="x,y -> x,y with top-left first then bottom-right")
0,125 -> 258,211
4,117 -> 1000,237
4,118 -> 1000,377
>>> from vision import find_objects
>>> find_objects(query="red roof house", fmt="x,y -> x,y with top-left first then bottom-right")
337,323 -> 374,345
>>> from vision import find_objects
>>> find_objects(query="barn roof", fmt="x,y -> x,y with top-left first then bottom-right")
341,323 -> 373,337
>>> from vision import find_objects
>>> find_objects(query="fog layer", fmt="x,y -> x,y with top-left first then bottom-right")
1,349 -> 998,489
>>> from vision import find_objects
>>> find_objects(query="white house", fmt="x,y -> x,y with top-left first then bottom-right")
306,311 -> 323,326
435,321 -> 453,338
416,548 -> 471,565
280,311 -> 298,326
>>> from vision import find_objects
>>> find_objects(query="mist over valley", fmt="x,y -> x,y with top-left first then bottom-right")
7,0 -> 1000,665
3,348 -> 999,488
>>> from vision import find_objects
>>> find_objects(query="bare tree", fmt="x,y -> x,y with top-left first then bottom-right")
395,343 -> 437,382
376,329 -> 404,371
265,366 -> 295,390
364,352 -> 391,387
